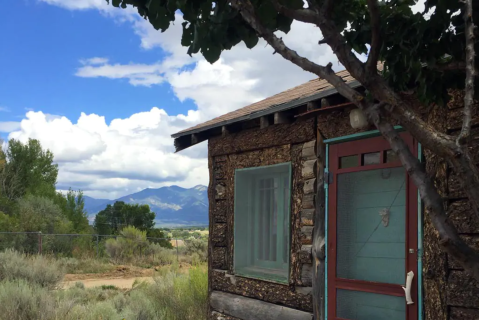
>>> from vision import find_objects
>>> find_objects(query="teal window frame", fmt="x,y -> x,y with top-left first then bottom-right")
234,162 -> 292,284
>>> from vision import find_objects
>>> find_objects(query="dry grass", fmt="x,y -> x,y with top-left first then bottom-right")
0,250 -> 208,320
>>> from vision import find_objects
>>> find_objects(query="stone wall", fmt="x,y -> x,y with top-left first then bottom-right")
207,117 -> 316,319
206,90 -> 479,319
442,91 -> 479,319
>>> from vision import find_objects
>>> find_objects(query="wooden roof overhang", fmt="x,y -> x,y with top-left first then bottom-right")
171,76 -> 364,152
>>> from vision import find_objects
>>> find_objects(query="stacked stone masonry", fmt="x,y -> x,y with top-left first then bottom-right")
207,119 -> 316,319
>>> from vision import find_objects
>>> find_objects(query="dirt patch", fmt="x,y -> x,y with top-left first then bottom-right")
62,263 -> 193,289
170,239 -> 185,247
63,265 -> 154,282
63,276 -> 155,289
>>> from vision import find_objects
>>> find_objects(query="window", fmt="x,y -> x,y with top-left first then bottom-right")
234,162 -> 291,283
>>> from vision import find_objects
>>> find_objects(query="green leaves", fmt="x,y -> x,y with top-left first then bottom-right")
105,0 -> 477,106
342,0 -> 477,105
105,0 -> 276,64
94,201 -> 156,235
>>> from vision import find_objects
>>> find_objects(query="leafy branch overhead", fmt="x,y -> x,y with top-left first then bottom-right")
107,0 -> 479,289
109,0 -> 477,104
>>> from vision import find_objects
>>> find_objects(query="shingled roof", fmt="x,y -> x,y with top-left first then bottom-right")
171,68 -> 360,139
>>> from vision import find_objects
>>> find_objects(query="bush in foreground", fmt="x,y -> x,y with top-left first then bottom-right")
0,249 -> 64,289
0,249 -> 208,319
0,280 -> 56,320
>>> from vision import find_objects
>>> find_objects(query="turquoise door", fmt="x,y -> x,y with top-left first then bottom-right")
327,134 -> 418,320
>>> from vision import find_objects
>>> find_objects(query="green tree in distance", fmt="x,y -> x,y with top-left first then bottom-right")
55,189 -> 90,233
146,228 -> 173,249
107,0 -> 479,287
94,201 -> 156,235
0,139 -> 58,200
0,139 -> 89,233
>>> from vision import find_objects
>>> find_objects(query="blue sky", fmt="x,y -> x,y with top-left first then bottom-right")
0,0 -> 196,131
0,0 -> 340,199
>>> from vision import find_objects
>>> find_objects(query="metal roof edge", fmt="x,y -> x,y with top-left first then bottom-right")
171,80 -> 362,139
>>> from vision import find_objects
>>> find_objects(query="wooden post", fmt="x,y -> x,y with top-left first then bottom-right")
221,126 -> 229,137
38,231 -> 42,255
96,234 -> 99,258
274,112 -> 290,124
307,100 -> 321,111
260,116 -> 270,129
320,98 -> 330,108
313,132 -> 326,320
191,133 -> 199,145
176,239 -> 179,261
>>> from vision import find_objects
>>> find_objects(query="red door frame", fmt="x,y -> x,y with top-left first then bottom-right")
327,133 -> 419,320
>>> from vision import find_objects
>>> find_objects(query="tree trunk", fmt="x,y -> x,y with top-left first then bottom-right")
364,105 -> 479,280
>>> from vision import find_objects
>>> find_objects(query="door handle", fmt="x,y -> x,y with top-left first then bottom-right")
402,271 -> 414,305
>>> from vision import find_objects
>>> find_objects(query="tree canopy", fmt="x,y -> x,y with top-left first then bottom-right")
94,201 -> 156,235
1,139 -> 58,200
55,189 -> 90,233
107,0 -> 478,105
0,139 -> 90,234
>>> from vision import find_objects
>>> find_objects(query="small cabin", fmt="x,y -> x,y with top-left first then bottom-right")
171,69 -> 479,320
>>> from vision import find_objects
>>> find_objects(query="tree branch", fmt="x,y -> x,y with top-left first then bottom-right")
233,0 -> 479,227
429,61 -> 467,71
230,0 -> 365,105
269,0 -> 319,24
458,0 -> 476,144
365,103 -> 479,279
319,0 -> 335,18
231,0 -> 479,281
305,0 -> 320,12
365,0 -> 381,73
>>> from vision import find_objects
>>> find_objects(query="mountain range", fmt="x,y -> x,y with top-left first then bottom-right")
83,185 -> 208,227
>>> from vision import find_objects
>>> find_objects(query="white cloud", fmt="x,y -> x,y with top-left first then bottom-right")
9,109 -> 207,199
76,60 -> 165,87
9,112 -> 107,162
34,0 -> 340,200
76,16 -> 338,120
80,57 -> 110,65
0,121 -> 21,133
0,106 -> 9,112
40,0 -> 110,11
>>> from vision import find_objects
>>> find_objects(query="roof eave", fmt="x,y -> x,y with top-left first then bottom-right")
171,80 -> 362,139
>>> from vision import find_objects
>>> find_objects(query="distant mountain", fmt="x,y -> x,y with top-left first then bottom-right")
83,196 -> 111,213
83,185 -> 208,227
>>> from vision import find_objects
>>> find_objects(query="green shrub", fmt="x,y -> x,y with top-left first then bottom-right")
101,285 -> 118,290
184,238 -> 207,262
146,243 -> 176,265
146,266 -> 208,320
0,251 -> 207,320
0,249 -> 64,289
64,301 -> 119,320
58,257 -> 114,274
0,279 -> 55,320
105,226 -> 149,262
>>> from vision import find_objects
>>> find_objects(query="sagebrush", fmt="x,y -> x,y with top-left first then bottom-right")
0,250 -> 208,320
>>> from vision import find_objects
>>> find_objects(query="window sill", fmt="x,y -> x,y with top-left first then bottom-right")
235,266 -> 289,285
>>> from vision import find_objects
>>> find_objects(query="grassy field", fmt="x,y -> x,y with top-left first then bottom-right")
0,250 -> 208,320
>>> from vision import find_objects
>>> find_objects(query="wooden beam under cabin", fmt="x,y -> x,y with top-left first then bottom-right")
210,291 -> 313,320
